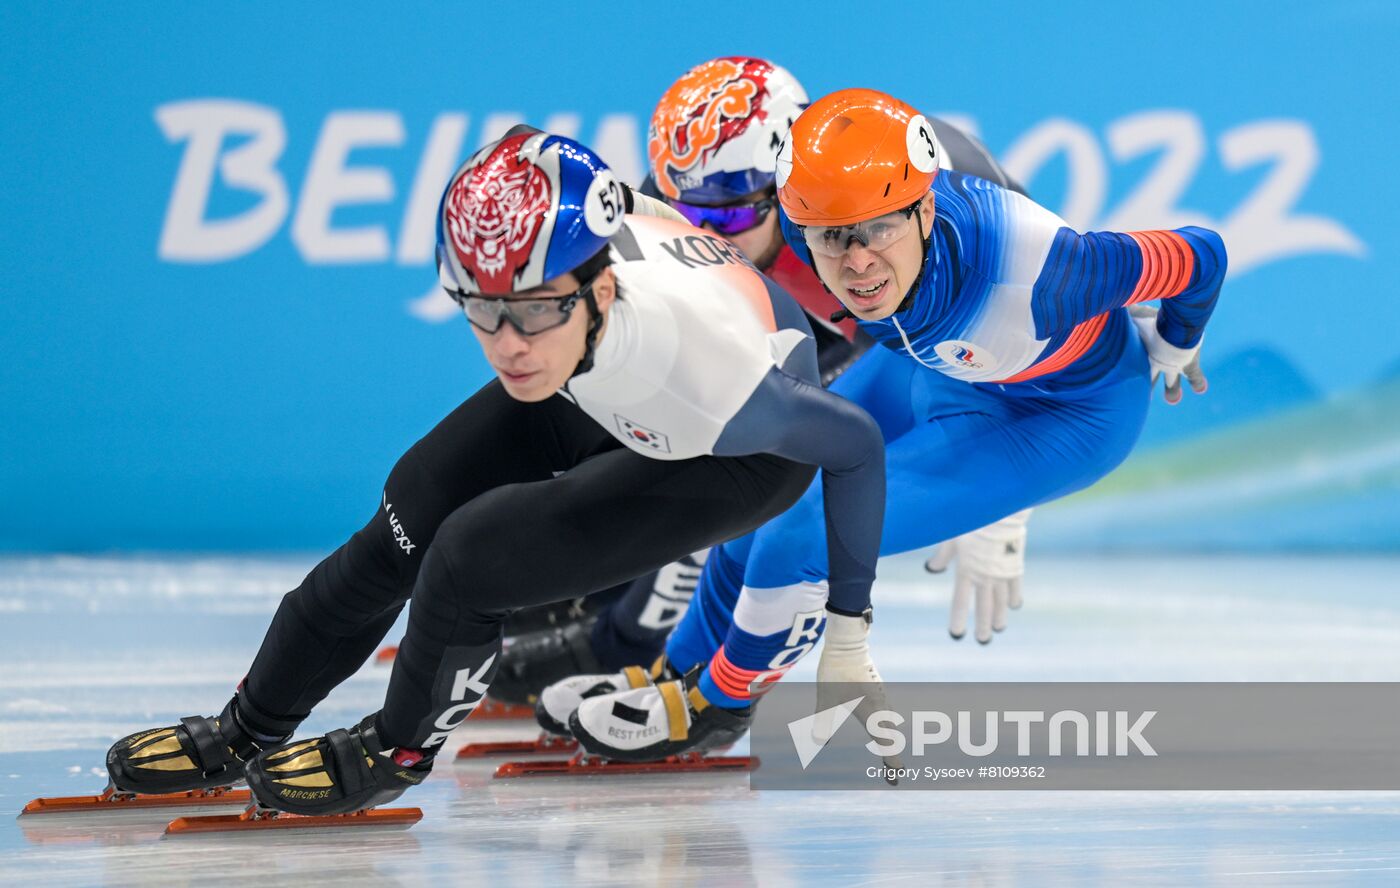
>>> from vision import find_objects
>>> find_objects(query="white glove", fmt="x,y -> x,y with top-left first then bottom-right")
815,610 -> 904,781
1128,304 -> 1208,405
925,509 -> 1031,644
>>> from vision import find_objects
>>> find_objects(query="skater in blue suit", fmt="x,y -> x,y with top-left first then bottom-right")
562,88 -> 1225,762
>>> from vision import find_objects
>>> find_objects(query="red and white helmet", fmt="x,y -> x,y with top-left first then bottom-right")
647,56 -> 808,206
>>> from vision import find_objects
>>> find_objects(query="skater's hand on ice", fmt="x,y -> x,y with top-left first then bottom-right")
815,609 -> 904,781
926,510 -> 1031,644
1129,305 -> 1208,405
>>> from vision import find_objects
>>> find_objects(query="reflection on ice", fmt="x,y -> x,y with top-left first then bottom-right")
3,554 -> 1400,886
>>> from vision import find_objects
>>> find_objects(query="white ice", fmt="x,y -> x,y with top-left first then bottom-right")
3,553 -> 1399,886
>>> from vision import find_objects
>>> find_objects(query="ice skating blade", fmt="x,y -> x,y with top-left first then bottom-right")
494,752 -> 756,778
164,805 -> 422,835
20,786 -> 251,816
455,735 -> 578,759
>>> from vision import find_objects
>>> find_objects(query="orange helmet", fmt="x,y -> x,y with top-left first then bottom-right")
777,88 -> 940,226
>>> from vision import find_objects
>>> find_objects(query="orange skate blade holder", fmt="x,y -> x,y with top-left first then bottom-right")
455,733 -> 578,759
493,750 -> 757,778
165,804 -> 422,835
465,698 -> 534,721
21,785 -> 251,816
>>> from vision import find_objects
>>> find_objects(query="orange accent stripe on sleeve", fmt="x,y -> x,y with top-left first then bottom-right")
708,646 -> 765,700
1125,230 -> 1194,304
995,313 -> 1108,384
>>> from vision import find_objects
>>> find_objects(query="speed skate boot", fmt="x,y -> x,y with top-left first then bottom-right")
106,695 -> 289,795
490,619 -> 605,707
535,656 -> 677,737
504,593 -> 614,636
243,712 -> 430,816
568,669 -> 751,763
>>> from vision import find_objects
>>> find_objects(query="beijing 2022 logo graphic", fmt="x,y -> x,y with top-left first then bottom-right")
152,101 -> 1367,325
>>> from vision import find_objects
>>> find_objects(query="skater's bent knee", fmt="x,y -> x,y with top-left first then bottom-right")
419,493 -> 522,613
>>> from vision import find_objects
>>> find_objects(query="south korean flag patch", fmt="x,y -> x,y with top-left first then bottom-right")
615,415 -> 671,454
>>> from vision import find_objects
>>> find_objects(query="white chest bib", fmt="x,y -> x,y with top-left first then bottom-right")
564,230 -> 798,460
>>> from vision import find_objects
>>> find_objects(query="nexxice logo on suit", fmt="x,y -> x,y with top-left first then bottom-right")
381,492 -> 416,554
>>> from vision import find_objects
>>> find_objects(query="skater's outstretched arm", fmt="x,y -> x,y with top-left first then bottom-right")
714,367 -> 885,616
972,186 -> 1227,391
1024,206 -> 1228,350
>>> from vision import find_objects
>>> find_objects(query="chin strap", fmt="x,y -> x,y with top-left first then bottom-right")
570,284 -> 605,378
894,211 -> 932,315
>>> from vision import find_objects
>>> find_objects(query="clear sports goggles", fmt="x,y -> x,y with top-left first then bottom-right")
450,283 -> 591,336
800,201 -> 922,258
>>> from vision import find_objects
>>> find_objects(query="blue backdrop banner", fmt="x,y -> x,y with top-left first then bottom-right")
3,2 -> 1396,551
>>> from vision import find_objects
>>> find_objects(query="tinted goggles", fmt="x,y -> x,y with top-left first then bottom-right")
800,201 -> 922,258
668,195 -> 777,235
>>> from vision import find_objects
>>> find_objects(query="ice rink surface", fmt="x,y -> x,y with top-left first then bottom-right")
2,553 -> 1399,886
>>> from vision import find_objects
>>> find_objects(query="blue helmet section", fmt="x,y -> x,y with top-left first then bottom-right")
549,136 -> 619,278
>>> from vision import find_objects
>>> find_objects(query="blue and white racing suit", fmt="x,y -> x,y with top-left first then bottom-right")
667,169 -> 1228,707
